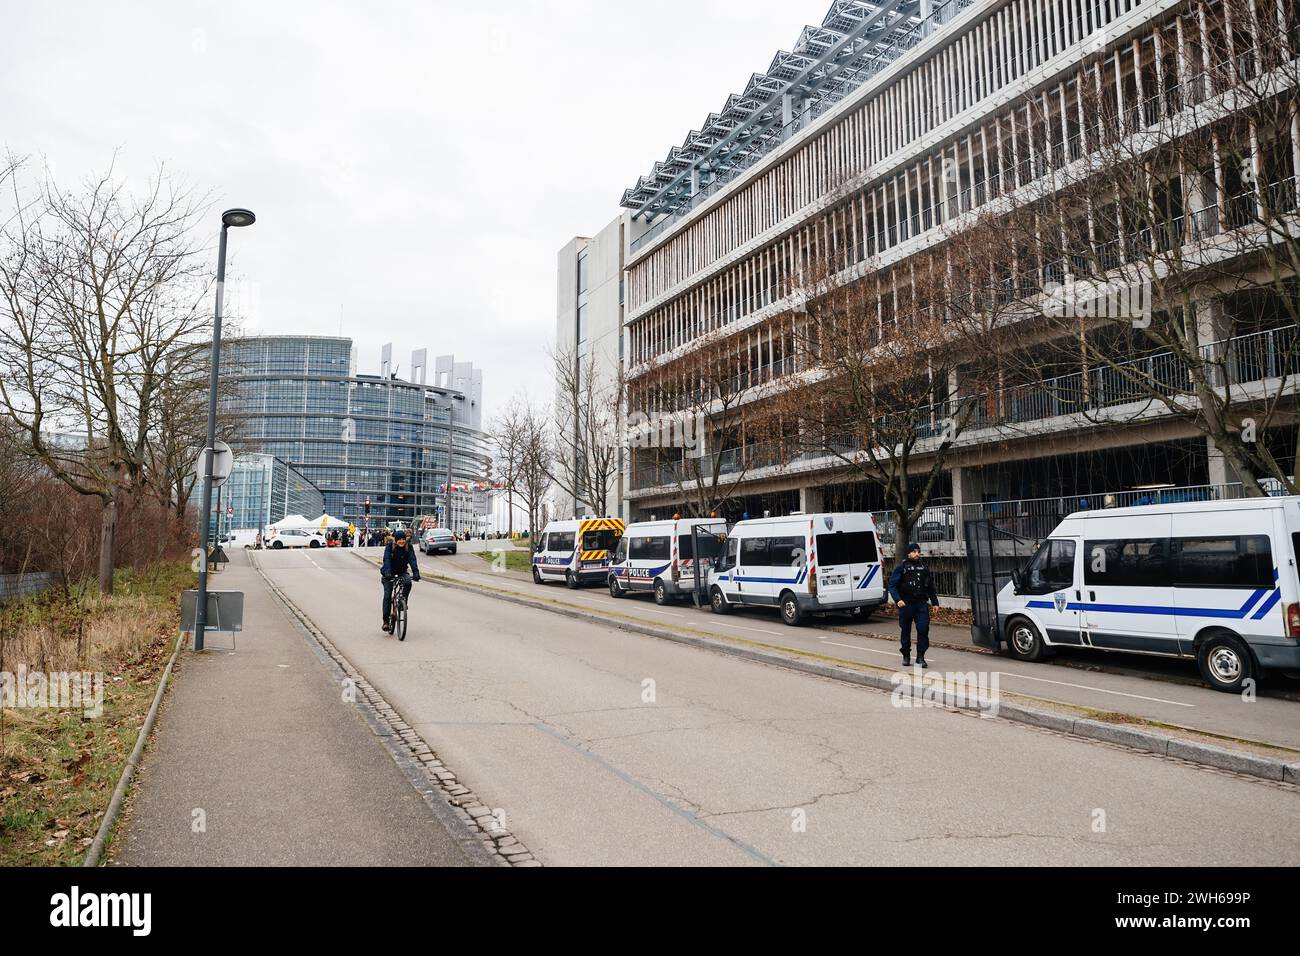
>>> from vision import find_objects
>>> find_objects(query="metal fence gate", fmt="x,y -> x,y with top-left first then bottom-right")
963,519 -> 1034,649
690,525 -> 729,608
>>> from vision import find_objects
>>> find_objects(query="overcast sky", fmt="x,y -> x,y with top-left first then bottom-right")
1,0 -> 831,419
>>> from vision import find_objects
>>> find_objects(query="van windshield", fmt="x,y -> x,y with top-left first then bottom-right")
582,529 -> 620,552
1024,539 -> 1076,593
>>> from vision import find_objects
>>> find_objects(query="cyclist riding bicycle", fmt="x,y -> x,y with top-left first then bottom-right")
381,528 -> 420,631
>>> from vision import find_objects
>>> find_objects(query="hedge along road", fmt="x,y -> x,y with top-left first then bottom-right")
255,546 -> 1300,866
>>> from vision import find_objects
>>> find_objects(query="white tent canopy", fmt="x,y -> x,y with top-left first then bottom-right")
269,514 -> 312,530
311,513 -> 349,529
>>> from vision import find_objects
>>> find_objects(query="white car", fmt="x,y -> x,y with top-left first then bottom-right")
266,527 -> 327,549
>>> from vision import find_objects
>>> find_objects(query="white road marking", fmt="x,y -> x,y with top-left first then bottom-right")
817,637 -> 1194,707
303,552 -> 321,569
715,622 -> 784,636
822,640 -> 898,658
992,671 -> 1194,707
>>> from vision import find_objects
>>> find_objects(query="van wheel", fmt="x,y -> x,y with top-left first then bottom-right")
709,587 -> 732,614
1005,616 -> 1049,662
532,566 -> 542,584
779,591 -> 805,627
565,571 -> 579,589
1197,631 -> 1255,693
850,606 -> 873,622
653,580 -> 669,605
608,576 -> 623,598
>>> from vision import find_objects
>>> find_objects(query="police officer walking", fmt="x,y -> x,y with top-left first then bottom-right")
888,542 -> 939,668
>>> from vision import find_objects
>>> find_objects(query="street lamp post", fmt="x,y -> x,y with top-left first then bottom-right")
194,208 -> 256,652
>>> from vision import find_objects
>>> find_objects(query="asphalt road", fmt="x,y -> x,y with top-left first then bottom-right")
405,545 -> 1300,753
257,547 -> 1300,866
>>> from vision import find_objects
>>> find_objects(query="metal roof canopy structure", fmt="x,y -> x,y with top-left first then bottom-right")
621,0 -> 975,228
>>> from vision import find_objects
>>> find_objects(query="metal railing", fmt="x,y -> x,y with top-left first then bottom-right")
628,324 -> 1300,492
872,482 -> 1268,552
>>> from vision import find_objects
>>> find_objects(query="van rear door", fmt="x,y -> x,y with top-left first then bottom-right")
816,526 -> 880,604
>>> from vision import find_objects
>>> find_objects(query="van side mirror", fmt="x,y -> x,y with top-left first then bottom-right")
1010,569 -> 1023,594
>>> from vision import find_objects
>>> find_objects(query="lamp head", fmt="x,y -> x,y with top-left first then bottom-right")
222,208 -> 256,228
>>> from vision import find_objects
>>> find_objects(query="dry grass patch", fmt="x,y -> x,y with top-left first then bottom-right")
0,560 -> 192,865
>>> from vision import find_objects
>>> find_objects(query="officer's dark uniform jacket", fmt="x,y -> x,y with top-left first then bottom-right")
887,558 -> 938,605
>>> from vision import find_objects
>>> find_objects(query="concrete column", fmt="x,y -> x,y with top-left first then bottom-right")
799,485 -> 825,514
1193,297 -> 1230,386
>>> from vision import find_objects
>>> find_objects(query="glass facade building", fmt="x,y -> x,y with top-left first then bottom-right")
221,336 -> 492,530
216,453 -> 325,532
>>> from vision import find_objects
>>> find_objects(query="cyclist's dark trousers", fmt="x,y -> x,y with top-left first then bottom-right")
899,602 -> 930,659
382,574 -> 411,621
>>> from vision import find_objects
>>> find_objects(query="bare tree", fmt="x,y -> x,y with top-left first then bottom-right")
490,395 -> 531,538
1001,1 -> 1300,493
549,345 -> 621,518
0,158 -> 212,594
517,400 -> 554,539
626,330 -> 782,518
771,213 -> 1033,545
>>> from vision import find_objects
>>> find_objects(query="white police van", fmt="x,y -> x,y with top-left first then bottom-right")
531,517 -> 625,589
995,497 -> 1300,692
707,513 -> 886,626
607,516 -> 727,604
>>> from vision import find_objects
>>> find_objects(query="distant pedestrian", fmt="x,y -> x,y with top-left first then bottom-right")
888,542 -> 939,669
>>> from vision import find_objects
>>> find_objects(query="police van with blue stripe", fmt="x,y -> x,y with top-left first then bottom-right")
607,516 -> 727,604
996,497 -> 1300,692
706,513 -> 886,625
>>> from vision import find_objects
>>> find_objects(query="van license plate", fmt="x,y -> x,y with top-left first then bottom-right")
822,575 -> 846,586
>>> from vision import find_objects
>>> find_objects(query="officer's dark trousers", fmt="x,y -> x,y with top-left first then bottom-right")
898,602 -> 930,659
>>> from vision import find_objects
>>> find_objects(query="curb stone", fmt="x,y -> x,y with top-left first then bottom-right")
397,555 -> 1300,789
252,554 -> 540,867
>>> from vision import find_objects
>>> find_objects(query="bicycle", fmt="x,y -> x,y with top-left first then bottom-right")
385,573 -> 414,641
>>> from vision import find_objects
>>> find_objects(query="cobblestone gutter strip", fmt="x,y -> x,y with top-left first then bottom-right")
252,554 -> 539,867
398,557 -> 1300,789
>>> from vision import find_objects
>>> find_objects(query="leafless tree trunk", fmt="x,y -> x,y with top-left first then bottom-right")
549,346 -> 620,518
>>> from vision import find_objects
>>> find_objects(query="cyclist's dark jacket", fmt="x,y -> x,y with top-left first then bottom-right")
381,542 -> 420,578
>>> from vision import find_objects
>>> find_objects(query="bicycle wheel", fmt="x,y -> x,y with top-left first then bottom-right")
397,596 -> 408,641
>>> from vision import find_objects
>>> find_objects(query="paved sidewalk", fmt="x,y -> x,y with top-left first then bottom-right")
115,550 -> 482,866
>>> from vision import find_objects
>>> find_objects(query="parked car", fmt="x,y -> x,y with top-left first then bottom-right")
422,527 -> 457,555
266,527 -> 327,549
918,520 -> 948,542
